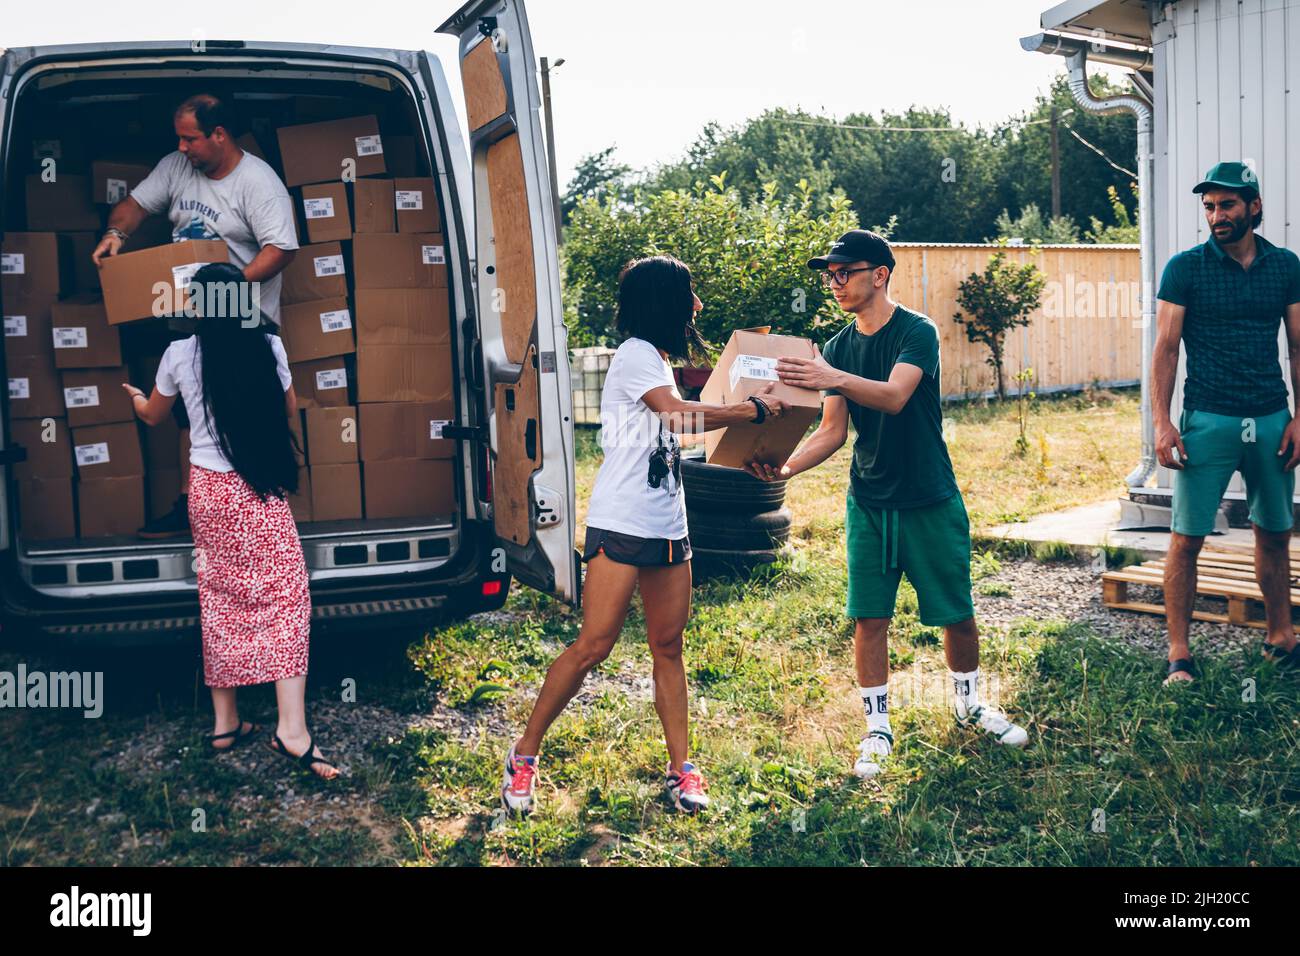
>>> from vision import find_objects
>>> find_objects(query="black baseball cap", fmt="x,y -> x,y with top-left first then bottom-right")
808,229 -> 895,271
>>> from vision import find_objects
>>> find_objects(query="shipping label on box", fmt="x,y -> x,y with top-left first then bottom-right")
64,385 -> 100,408
53,327 -> 89,350
2,253 -> 24,275
280,242 -> 347,305
5,315 -> 28,337
317,367 -> 348,392
355,134 -> 384,156
75,441 -> 110,467
300,182 -> 351,243
70,422 -> 143,477
395,177 -> 441,233
281,297 -> 355,364
276,115 -> 385,187
50,294 -> 122,368
728,354 -> 780,391
304,197 -> 335,219
9,378 -> 30,399
1,233 -> 71,300
395,190 -> 422,210
352,233 -> 448,290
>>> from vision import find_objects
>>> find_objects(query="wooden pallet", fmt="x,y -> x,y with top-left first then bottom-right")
1101,546 -> 1300,629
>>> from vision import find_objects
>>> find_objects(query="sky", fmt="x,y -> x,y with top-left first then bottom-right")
0,0 -> 1129,186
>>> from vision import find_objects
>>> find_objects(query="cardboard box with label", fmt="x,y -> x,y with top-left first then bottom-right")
7,352 -> 65,420
352,178 -> 395,233
291,356 -> 353,408
2,233 -> 71,299
353,289 -> 450,347
3,292 -> 58,358
358,402 -> 455,461
280,296 -> 355,364
90,161 -> 152,205
61,366 -> 135,428
50,294 -> 122,369
305,405 -> 359,465
276,115 -> 386,188
310,462 -> 362,521
280,241 -> 347,305
98,240 -> 229,326
300,182 -> 352,243
356,344 -> 452,404
393,178 -> 441,233
352,233 -> 447,289
71,421 -> 144,479
17,476 -> 76,540
10,417 -> 73,480
363,459 -> 455,519
25,173 -> 102,232
699,329 -> 823,469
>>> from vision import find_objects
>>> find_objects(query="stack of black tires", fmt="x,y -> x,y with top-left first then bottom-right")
682,456 -> 792,581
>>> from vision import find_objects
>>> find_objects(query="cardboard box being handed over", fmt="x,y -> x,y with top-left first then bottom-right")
699,328 -> 823,469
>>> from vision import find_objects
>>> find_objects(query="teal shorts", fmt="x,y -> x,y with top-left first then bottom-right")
845,492 -> 975,627
1172,407 -> 1295,536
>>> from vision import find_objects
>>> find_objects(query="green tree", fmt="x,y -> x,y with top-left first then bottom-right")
991,202 -> 1081,243
1085,184 -> 1141,243
953,252 -> 1047,401
560,146 -> 632,226
562,176 -> 858,351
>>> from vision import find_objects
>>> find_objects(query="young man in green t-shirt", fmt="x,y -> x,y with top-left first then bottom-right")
748,230 -> 1028,778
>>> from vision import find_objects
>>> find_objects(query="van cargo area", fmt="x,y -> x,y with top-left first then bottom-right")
0,47 -> 507,639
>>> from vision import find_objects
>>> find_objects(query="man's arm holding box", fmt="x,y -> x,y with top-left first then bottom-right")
777,351 -> 923,415
746,395 -> 849,482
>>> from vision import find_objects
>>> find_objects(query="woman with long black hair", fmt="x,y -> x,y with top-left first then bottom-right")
124,263 -> 338,779
501,255 -> 789,815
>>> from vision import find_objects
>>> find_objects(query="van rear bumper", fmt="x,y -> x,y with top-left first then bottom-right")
0,522 -> 509,647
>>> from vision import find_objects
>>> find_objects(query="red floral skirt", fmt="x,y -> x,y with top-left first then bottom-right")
188,466 -> 311,688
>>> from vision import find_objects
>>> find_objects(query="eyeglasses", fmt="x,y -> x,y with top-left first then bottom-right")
820,267 -> 875,288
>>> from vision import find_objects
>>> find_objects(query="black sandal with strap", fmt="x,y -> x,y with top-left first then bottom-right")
1164,658 -> 1196,684
267,734 -> 339,779
1261,641 -> 1300,669
205,721 -> 260,752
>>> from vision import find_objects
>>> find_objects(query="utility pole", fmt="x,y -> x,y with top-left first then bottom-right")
1050,104 -> 1062,220
540,56 -> 565,245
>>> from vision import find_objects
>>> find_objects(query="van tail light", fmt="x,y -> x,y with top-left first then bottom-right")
480,446 -> 493,503
482,580 -> 503,597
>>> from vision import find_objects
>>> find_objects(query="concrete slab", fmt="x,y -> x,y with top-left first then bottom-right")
981,499 -> 1259,559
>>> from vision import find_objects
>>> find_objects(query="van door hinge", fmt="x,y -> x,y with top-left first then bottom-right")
439,425 -> 488,442
534,484 -> 563,528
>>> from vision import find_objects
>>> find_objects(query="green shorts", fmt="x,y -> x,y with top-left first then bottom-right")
845,492 -> 975,627
1172,407 -> 1295,536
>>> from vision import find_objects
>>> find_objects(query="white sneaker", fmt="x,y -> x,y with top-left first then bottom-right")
955,701 -> 1029,748
853,731 -> 894,779
501,742 -> 538,815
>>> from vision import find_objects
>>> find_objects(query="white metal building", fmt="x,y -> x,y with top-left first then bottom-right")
1025,0 -> 1300,522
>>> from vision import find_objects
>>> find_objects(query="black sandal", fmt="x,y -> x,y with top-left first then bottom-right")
205,721 -> 260,752
1164,658 -> 1196,684
267,733 -> 340,779
1261,641 -> 1300,669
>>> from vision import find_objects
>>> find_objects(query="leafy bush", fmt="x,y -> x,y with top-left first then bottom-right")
953,252 -> 1047,400
562,175 -> 858,351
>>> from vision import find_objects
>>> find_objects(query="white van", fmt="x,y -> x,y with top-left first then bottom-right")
0,0 -> 578,645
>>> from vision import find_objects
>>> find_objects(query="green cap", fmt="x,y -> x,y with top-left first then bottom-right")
1193,161 -> 1260,198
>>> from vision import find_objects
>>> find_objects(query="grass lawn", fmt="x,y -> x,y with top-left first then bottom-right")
5,386 -> 1298,866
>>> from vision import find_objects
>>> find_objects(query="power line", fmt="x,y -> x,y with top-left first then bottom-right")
1061,123 -> 1137,180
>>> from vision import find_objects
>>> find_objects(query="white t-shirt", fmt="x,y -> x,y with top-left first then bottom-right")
130,150 -> 299,324
155,334 -> 293,473
584,337 -> 688,540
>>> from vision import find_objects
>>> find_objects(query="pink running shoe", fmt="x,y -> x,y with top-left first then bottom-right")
665,761 -> 710,813
502,742 -> 538,815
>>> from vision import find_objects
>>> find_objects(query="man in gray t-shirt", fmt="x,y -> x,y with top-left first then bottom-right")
92,92 -> 299,538
92,92 -> 299,324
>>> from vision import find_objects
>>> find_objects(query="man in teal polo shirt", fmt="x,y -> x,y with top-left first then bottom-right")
748,229 -> 1028,780
1153,162 -> 1300,683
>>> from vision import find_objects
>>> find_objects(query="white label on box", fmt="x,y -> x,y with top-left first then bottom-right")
172,262 -> 204,290
729,354 -> 780,391
395,190 -> 424,211
304,197 -> 335,219
319,309 -> 352,333
316,368 -> 347,391
1,253 -> 25,275
106,178 -> 129,203
355,134 -> 384,156
33,139 -> 62,160
9,378 -> 30,400
421,245 -> 446,265
4,315 -> 28,337
313,255 -> 345,278
75,442 -> 110,467
430,420 -> 452,440
64,385 -> 100,408
52,327 -> 88,349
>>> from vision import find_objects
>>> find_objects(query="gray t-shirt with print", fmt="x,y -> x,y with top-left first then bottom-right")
130,150 -> 299,323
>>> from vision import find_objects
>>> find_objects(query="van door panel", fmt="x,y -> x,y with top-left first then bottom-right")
440,0 -> 578,604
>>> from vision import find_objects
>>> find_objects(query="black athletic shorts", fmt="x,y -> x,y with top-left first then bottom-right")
582,527 -> 692,567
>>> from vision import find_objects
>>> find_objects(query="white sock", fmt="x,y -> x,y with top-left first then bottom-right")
950,669 -> 980,714
858,684 -> 891,737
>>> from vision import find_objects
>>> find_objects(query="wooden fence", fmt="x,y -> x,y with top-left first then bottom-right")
890,243 -> 1142,399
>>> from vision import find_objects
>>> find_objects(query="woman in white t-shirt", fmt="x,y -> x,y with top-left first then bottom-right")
123,263 -> 338,780
502,255 -> 790,816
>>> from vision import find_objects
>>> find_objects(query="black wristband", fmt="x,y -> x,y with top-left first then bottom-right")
748,395 -> 767,424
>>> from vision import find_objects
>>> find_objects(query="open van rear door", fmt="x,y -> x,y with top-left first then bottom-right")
438,0 -> 578,605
